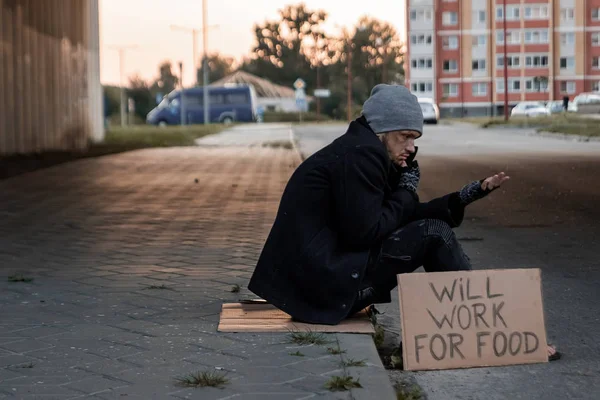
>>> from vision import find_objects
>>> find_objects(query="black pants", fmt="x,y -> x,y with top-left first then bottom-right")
349,219 -> 472,316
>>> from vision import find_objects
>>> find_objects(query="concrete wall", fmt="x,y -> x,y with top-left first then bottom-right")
0,0 -> 103,156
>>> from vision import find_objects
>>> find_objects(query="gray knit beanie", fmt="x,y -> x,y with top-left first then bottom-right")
362,84 -> 423,137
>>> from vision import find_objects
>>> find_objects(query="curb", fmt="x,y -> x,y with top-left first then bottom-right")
288,125 -> 305,162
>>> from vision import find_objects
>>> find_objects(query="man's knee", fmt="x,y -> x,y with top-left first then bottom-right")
421,219 -> 455,245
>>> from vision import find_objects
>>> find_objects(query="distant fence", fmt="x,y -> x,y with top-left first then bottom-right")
0,0 -> 103,155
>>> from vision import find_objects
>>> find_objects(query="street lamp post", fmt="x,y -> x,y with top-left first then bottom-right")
108,45 -> 137,127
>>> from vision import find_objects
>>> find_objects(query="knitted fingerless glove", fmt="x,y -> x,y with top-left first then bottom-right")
458,180 -> 494,206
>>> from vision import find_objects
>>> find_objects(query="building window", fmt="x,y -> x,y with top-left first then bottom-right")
443,83 -> 459,97
561,81 -> 576,94
512,80 -> 521,92
560,57 -> 575,69
472,59 -> 486,71
592,33 -> 600,46
593,81 -> 600,91
496,79 -> 522,93
473,10 -> 486,23
442,11 -> 458,26
524,5 -> 549,20
497,5 -> 520,20
411,34 -> 432,45
443,60 -> 458,72
442,35 -> 459,49
410,8 -> 433,22
473,35 -> 487,47
593,57 -> 600,69
411,58 -> 433,69
497,55 -> 521,68
524,30 -> 549,44
497,31 -> 521,44
411,81 -> 434,93
525,55 -> 549,68
561,8 -> 574,21
525,78 -> 549,92
561,33 -> 575,45
593,9 -> 600,21
472,83 -> 487,97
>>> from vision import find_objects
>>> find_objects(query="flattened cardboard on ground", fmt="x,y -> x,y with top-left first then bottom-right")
218,303 -> 375,333
398,269 -> 548,371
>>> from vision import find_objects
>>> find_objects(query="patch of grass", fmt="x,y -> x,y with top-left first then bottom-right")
8,274 -> 33,283
174,370 -> 229,388
102,125 -> 225,148
327,346 -> 346,355
289,351 -> 305,357
143,284 -> 173,290
287,329 -> 330,346
396,384 -> 423,400
324,375 -> 362,391
0,125 -> 225,181
341,358 -> 366,367
261,140 -> 293,150
455,114 -> 600,138
230,284 -> 241,293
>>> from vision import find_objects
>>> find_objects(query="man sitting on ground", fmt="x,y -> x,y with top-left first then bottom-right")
248,84 -> 559,361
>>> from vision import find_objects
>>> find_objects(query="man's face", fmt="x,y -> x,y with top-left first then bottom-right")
379,130 -> 420,166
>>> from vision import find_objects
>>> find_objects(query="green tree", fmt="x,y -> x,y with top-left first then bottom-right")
150,61 -> 179,97
241,3 -> 329,88
127,74 -> 154,121
197,53 -> 236,85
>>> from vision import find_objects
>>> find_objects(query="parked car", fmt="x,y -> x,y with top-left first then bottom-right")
510,102 -> 550,118
567,92 -> 600,113
418,98 -> 440,124
545,100 -> 565,114
146,84 -> 258,126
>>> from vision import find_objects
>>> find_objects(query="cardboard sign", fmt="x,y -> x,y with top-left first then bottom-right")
398,269 -> 548,371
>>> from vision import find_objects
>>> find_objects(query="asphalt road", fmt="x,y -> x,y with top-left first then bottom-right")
293,122 -> 600,400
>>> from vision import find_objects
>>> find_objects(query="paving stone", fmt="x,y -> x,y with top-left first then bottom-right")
0,146 -> 395,399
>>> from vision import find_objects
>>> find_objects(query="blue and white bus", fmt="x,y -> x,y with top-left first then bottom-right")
146,84 -> 258,125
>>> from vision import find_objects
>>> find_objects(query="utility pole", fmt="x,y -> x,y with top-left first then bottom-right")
503,0 -> 509,121
179,61 -> 186,125
202,0 -> 210,125
108,45 -> 137,127
171,8 -> 218,125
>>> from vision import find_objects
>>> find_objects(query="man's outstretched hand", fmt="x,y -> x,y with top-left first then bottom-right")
482,172 -> 510,191
458,172 -> 510,206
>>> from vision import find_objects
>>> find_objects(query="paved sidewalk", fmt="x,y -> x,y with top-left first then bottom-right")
0,146 -> 394,399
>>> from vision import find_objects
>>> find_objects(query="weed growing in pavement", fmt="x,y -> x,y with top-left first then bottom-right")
396,384 -> 423,400
327,346 -> 346,355
289,351 -> 305,357
14,362 -> 35,368
174,370 -> 229,388
287,329 -> 330,346
230,284 -> 241,293
7,275 -> 33,283
144,284 -> 173,290
324,375 -> 362,391
341,358 -> 366,367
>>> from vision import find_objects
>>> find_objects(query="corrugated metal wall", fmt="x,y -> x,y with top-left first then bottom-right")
0,0 -> 103,156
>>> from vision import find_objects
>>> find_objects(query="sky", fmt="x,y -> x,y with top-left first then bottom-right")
100,0 -> 407,87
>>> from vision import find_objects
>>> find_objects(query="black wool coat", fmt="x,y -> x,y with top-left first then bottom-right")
248,117 -> 464,325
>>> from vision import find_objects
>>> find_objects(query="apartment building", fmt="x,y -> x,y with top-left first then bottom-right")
405,0 -> 600,117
